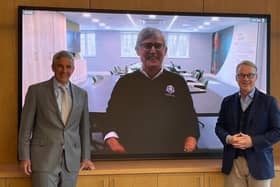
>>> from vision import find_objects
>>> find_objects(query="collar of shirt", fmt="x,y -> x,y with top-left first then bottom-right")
53,78 -> 71,112
53,78 -> 71,99
239,87 -> 255,111
53,78 -> 70,91
139,67 -> 164,80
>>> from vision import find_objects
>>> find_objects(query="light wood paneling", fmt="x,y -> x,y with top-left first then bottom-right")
203,0 -> 269,14
0,28 -> 18,164
204,173 -> 223,187
90,0 -> 203,12
110,174 -> 157,187
16,0 -> 90,9
0,161 -> 278,187
77,176 -> 109,187
0,179 -> 5,187
6,178 -> 31,187
272,171 -> 280,187
158,173 -> 203,187
0,1 -> 17,25
1,172 -> 280,187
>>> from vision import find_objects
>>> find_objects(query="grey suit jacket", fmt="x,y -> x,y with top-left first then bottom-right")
18,78 -> 91,172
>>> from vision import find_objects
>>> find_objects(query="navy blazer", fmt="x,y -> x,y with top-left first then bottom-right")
215,89 -> 280,179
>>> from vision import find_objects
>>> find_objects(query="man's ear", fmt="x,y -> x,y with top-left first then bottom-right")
135,47 -> 140,56
164,47 -> 168,55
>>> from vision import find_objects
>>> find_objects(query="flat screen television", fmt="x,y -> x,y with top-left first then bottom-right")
18,6 -> 270,160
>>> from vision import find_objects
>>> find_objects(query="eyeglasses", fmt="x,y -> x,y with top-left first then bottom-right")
140,42 -> 164,50
236,73 -> 256,79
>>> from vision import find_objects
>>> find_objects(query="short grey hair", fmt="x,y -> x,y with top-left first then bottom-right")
236,60 -> 257,74
52,50 -> 74,68
135,27 -> 166,48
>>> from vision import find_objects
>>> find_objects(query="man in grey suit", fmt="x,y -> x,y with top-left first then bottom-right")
18,50 -> 95,187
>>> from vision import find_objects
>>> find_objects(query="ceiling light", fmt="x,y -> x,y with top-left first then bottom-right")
82,13 -> 91,18
211,17 -> 220,21
203,22 -> 211,25
166,16 -> 178,30
127,14 -> 137,26
149,15 -> 156,19
91,18 -> 99,23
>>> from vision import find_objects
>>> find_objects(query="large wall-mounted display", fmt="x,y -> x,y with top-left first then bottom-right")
18,6 -> 270,160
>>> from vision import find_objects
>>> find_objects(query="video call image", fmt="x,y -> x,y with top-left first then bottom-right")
19,8 -> 269,159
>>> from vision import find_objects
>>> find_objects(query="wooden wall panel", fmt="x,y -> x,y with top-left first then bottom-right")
158,173 -> 203,187
272,171 -> 280,187
90,0 -> 203,12
0,1 -> 17,164
0,1 -> 17,25
0,28 -> 18,163
110,175 -> 157,187
16,0 -> 90,9
204,173 -> 223,187
203,0 -> 269,14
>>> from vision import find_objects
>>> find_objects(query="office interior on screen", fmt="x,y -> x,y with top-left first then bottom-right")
21,10 -> 268,154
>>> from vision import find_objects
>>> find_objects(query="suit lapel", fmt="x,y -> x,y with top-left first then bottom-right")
47,78 -> 67,127
66,82 -> 77,126
246,89 -> 259,130
47,79 -> 62,120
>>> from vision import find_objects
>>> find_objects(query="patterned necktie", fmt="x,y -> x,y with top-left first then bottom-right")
60,86 -> 71,125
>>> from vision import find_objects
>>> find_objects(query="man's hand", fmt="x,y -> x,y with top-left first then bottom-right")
184,136 -> 197,152
106,137 -> 126,153
227,134 -> 242,145
228,133 -> 253,149
20,160 -> 32,176
80,160 -> 95,171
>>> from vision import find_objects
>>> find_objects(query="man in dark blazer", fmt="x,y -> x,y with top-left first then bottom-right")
215,60 -> 280,187
18,50 -> 95,187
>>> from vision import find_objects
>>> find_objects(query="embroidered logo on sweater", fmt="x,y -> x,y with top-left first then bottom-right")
165,85 -> 175,97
